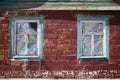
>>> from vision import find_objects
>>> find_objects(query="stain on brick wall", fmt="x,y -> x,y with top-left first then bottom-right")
0,10 -> 120,78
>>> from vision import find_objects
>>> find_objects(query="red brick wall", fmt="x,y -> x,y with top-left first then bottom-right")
0,10 -> 120,78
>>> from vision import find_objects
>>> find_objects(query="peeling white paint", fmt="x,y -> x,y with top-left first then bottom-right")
0,70 -> 120,78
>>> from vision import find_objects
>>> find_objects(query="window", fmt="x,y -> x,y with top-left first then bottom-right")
77,17 -> 109,60
10,17 -> 43,60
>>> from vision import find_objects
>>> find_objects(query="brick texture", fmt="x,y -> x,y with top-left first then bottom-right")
0,10 -> 120,78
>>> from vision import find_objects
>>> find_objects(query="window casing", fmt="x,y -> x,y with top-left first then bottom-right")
10,17 -> 43,60
77,17 -> 109,60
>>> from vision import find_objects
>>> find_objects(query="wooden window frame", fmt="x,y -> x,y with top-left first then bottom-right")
10,17 -> 43,60
77,17 -> 109,60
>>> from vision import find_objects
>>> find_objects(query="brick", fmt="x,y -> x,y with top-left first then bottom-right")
44,20 -> 54,25
69,39 -> 76,45
53,29 -> 63,34
52,49 -> 63,55
66,56 -> 76,60
53,39 -> 63,44
110,55 -> 120,60
17,11 -> 27,16
62,50 -> 74,55
0,66 -> 5,71
57,44 -> 67,50
45,44 -> 57,49
68,65 -> 84,70
1,20 -> 9,24
6,58 -> 10,64
34,66 -> 40,71
44,27 -> 53,33
44,49 -> 52,55
7,11 -> 17,16
67,34 -> 76,39
11,61 -> 24,66
28,11 -> 36,16
53,65 -> 64,70
0,60 -> 5,66
62,39 -> 71,44
15,66 -> 22,71
56,55 -> 67,60
26,65 -> 35,71
44,34 -> 58,39
45,55 -> 56,60
6,60 -> 11,65
44,39 -> 53,44
85,65 -> 95,71
56,55 -> 76,61
42,65 -> 54,70
58,61 -> 70,66
0,55 -> 4,60
0,50 -> 4,55
52,19 -> 63,25
30,61 -> 40,66
2,26 -> 9,32
58,34 -> 67,39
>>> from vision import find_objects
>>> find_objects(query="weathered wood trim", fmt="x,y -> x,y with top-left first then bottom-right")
0,2 -> 120,10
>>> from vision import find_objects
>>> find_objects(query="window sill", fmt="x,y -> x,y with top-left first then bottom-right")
79,56 -> 109,60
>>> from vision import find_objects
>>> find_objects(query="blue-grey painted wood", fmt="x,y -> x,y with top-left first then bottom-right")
77,17 -> 81,60
77,17 -> 109,60
39,17 -> 44,60
10,17 -> 43,61
105,18 -> 109,60
10,18 -> 15,59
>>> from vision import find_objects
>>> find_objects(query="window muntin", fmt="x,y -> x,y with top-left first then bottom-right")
15,22 -> 38,57
81,21 -> 104,57
10,18 -> 43,60
77,18 -> 109,60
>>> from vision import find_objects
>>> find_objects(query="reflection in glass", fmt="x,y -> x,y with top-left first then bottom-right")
82,35 -> 91,44
97,23 -> 103,32
94,35 -> 103,56
16,22 -> 38,56
82,44 -> 91,56
28,35 -> 37,56
82,35 -> 92,56
16,35 -> 25,55
16,22 -> 37,34
82,22 -> 103,33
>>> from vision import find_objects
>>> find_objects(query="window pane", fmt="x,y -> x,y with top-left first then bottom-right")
16,35 -> 25,56
82,35 -> 91,44
29,22 -> 37,32
97,23 -> 103,32
28,35 -> 38,56
82,44 -> 92,56
16,22 -> 37,34
82,22 -> 103,33
94,35 -> 103,56
82,35 -> 92,56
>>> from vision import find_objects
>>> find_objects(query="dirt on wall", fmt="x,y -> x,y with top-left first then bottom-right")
0,10 -> 120,78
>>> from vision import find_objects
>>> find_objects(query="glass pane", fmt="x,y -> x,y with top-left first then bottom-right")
29,22 -> 37,32
16,22 -> 37,34
94,35 -> 103,56
28,35 -> 38,56
97,23 -> 103,32
82,44 -> 92,56
16,35 -> 25,56
82,35 -> 92,56
82,22 -> 103,34
82,35 -> 91,44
